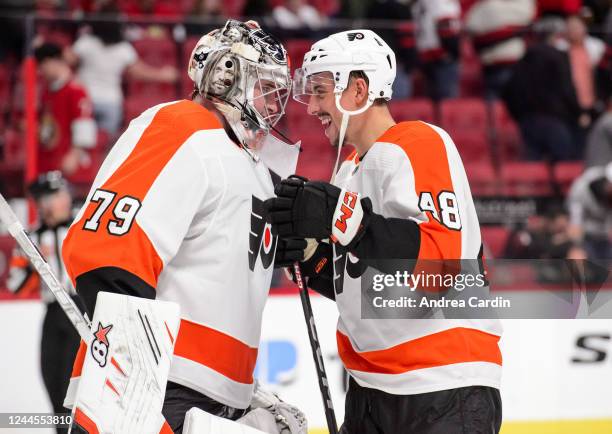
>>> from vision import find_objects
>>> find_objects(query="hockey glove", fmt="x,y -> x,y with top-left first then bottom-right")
264,175 -> 371,248
274,238 -> 307,268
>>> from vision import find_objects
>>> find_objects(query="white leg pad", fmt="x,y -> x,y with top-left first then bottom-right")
68,292 -> 180,434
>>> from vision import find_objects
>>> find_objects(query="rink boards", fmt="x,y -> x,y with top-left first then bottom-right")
0,295 -> 611,433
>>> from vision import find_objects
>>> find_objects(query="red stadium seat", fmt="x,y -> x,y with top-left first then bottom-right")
221,0 -> 246,18
285,100 -> 322,134
123,95 -> 165,127
309,0 -> 340,16
500,161 -> 553,196
553,161 -> 583,195
132,36 -> 178,67
389,99 -> 436,124
296,144 -> 350,181
439,98 -> 488,136
125,79 -> 176,104
0,65 -> 10,113
450,131 -> 491,163
464,161 -> 498,196
0,128 -> 25,198
491,101 -> 523,160
481,226 -> 510,258
285,39 -> 314,72
181,36 -> 201,97
2,128 -> 24,167
123,36 -> 179,103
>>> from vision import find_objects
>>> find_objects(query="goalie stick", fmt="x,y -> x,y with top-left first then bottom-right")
0,193 -> 92,340
292,261 -> 339,434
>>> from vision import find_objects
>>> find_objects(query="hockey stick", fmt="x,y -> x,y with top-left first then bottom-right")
0,194 -> 92,340
292,261 -> 339,434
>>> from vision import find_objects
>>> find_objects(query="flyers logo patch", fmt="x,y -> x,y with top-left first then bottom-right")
249,196 -> 278,271
347,32 -> 364,41
91,322 -> 113,368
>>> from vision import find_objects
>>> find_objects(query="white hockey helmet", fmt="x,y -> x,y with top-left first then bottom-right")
293,29 -> 396,115
293,30 -> 396,181
188,20 -> 291,153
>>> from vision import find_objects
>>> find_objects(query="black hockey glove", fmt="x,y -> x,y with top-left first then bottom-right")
264,175 -> 371,248
274,237 -> 307,268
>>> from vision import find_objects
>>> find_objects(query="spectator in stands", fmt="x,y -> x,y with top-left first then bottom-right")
504,215 -> 553,259
563,15 -> 605,117
7,171 -> 82,434
503,17 -> 583,160
412,0 -> 462,100
66,18 -> 178,135
567,162 -> 612,259
465,0 -> 536,99
34,42 -> 97,180
505,206 -> 589,285
272,0 -> 326,38
584,97 -> 612,167
366,0 -> 416,98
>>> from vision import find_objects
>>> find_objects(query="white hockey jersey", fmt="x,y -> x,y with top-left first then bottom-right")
63,100 -> 290,409
332,121 -> 503,395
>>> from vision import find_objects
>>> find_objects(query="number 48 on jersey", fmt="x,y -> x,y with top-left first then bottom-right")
418,191 -> 462,230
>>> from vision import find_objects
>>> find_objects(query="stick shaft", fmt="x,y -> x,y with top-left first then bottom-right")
293,262 -> 339,434
0,194 -> 91,340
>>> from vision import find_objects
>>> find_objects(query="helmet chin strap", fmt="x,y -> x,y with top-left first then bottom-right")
330,93 -> 373,184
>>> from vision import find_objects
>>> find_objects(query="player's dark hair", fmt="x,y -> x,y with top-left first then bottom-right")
349,70 -> 387,107
33,42 -> 63,63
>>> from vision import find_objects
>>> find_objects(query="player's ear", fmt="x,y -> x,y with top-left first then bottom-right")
353,77 -> 368,106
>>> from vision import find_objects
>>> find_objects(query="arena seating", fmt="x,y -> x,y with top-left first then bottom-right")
481,226 -> 511,258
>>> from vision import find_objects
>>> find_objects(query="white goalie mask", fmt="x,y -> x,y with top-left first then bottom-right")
188,20 -> 291,155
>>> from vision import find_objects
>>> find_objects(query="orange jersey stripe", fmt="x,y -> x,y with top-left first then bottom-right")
174,319 -> 258,385
71,340 -> 87,378
337,327 -> 502,375
63,100 -> 223,288
378,122 -> 462,260
74,407 -> 100,434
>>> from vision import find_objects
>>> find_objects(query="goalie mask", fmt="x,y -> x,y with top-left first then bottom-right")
188,20 -> 291,155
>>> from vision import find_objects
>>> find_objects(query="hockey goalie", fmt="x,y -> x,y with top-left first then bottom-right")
57,19 -> 307,434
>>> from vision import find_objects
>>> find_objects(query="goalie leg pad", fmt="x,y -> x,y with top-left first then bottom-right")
67,292 -> 180,434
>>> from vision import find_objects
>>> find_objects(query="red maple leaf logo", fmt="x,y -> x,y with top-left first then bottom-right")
94,322 -> 113,346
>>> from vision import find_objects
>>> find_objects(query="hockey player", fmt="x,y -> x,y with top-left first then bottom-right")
61,20 -> 304,433
266,30 -> 503,433
7,171 -> 83,434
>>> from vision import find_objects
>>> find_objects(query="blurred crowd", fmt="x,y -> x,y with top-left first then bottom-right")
0,0 -> 610,265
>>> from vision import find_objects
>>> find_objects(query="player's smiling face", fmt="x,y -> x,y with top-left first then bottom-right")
305,72 -> 343,146
305,72 -> 365,147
